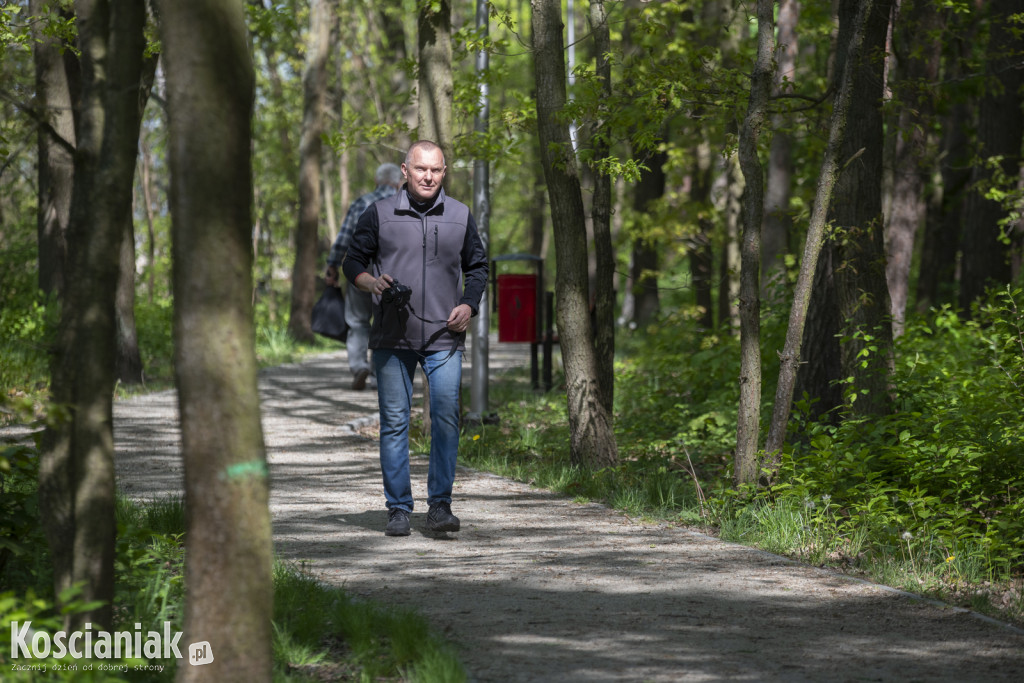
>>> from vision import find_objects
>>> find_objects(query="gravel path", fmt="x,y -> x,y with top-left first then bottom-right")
111,343 -> 1024,682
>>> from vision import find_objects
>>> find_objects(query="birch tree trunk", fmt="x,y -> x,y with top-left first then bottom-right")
159,0 -> 274,679
532,0 -> 617,469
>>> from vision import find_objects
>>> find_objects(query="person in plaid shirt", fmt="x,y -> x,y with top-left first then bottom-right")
325,162 -> 402,390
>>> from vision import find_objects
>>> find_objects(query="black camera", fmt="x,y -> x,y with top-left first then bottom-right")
381,279 -> 412,309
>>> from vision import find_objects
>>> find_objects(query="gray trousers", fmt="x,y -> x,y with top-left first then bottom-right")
345,286 -> 373,376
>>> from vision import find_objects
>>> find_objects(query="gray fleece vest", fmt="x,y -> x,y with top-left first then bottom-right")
369,189 -> 469,352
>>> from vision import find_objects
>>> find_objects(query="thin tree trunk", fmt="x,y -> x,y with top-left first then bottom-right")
734,0 -> 775,488
629,151 -> 666,328
716,150 -> 743,331
885,0 -> 941,336
31,0 -> 76,298
763,0 -> 877,479
588,0 -> 615,415
159,0 -> 274,679
762,0 -> 800,292
916,93 -> 969,313
288,0 -> 333,342
115,48 -> 157,384
689,142 -> 715,329
140,131 -> 158,302
532,0 -> 617,469
115,213 -> 143,383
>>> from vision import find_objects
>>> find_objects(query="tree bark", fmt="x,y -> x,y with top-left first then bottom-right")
31,0 -> 76,298
629,152 -> 666,328
417,0 -> 454,167
958,0 -> 1024,313
532,0 -> 617,469
885,0 -> 941,336
689,142 -> 715,330
159,0 -> 274,679
588,0 -> 615,415
916,92 -> 970,313
115,213 -> 143,384
763,0 -> 877,478
38,0 -> 149,630
734,0 -> 774,488
288,0 -> 333,343
831,0 -> 894,418
762,0 -> 800,292
114,43 -> 157,385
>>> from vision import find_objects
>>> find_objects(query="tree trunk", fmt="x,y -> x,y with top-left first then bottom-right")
763,0 -> 877,479
38,0 -> 149,630
629,151 -> 666,328
761,0 -> 800,292
831,0 -> 895,418
532,0 -> 617,469
159,0 -> 274,680
140,131 -> 159,302
588,0 -> 615,415
958,0 -> 1024,313
288,0 -> 333,343
115,213 -> 143,384
916,93 -> 970,313
689,142 -> 715,330
31,0 -> 76,298
417,0 -> 454,167
885,0 -> 941,336
734,0 -> 774,488
114,47 -> 157,385
716,149 -> 743,331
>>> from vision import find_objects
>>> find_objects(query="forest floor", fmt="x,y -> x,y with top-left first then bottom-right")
111,340 -> 1024,682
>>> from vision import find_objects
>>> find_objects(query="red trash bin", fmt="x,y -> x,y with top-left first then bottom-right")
497,273 -> 537,343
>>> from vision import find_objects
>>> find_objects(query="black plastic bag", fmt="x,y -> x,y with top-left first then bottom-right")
312,286 -> 348,342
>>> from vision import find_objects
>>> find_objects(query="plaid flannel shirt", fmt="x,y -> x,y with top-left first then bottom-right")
327,184 -> 399,267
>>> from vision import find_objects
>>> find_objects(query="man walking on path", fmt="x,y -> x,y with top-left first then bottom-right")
342,140 -> 488,537
325,162 -> 403,390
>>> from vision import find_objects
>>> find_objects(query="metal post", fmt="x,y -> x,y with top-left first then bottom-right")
469,0 -> 491,423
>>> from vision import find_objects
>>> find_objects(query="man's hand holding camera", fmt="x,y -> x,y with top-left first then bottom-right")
353,272 -> 471,332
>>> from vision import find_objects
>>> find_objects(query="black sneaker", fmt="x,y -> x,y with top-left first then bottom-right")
426,502 -> 460,532
385,508 -> 411,536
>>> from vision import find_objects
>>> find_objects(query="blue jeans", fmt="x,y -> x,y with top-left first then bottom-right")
374,348 -> 463,512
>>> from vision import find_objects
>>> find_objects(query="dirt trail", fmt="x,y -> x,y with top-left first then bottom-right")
112,344 -> 1024,682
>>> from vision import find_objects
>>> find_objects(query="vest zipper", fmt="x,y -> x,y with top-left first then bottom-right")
421,216 -> 428,349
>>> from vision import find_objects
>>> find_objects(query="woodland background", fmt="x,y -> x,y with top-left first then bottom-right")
1,0 -> 1023,679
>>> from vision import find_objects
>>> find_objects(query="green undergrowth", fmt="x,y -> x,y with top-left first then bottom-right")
460,289 -> 1024,628
1,439 -> 465,682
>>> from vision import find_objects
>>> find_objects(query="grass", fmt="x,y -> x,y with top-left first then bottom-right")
1,489 -> 466,682
457,365 -> 1024,629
